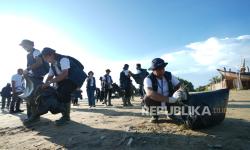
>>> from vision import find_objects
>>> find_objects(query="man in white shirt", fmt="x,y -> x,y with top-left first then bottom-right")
10,69 -> 24,113
42,47 -> 86,126
144,58 -> 181,123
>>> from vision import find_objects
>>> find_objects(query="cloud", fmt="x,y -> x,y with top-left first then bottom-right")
159,35 -> 250,86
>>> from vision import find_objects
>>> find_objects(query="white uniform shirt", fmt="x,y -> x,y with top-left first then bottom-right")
32,49 -> 41,58
11,74 -> 24,92
144,74 -> 180,106
48,57 -> 70,76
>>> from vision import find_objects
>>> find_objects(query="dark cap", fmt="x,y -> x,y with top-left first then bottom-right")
88,71 -> 94,75
136,63 -> 141,69
41,47 -> 56,56
106,69 -> 111,72
19,39 -> 34,46
148,58 -> 168,70
123,64 -> 129,70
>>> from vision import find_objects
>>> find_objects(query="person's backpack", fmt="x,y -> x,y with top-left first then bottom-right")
140,69 -> 149,80
67,56 -> 84,70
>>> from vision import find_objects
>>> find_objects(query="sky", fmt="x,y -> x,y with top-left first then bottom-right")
0,0 -> 250,91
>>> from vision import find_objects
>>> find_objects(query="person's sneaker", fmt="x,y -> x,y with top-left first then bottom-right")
55,117 -> 70,126
150,116 -> 159,123
127,103 -> 133,107
9,110 -> 17,114
23,116 -> 40,125
107,104 -> 113,106
15,109 -> 24,113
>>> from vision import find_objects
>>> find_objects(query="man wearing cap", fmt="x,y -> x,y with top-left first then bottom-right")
19,39 -> 49,122
120,64 -> 133,106
103,69 -> 113,106
144,58 -> 181,123
41,47 -> 86,126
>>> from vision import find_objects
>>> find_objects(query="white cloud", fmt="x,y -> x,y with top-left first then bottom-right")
159,35 -> 250,86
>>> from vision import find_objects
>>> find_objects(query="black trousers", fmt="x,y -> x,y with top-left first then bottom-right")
1,97 -> 11,109
57,79 -> 77,103
104,88 -> 112,105
10,92 -> 22,112
139,84 -> 145,98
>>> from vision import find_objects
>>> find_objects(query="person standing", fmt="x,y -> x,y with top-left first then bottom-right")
10,69 -> 25,113
42,47 -> 86,126
120,64 -> 133,106
86,71 -> 96,108
1,83 -> 12,109
131,63 -> 149,99
103,69 -> 113,106
19,39 -> 49,121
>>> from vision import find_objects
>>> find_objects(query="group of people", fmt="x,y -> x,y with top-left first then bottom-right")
1,38 -> 184,125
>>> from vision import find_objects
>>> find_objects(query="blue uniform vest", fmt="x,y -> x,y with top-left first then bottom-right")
27,49 -> 49,77
51,54 -> 87,88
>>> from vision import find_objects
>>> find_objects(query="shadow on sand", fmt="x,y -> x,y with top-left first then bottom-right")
7,114 -> 247,150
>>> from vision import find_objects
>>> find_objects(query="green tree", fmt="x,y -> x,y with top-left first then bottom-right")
178,77 -> 195,92
195,85 -> 207,92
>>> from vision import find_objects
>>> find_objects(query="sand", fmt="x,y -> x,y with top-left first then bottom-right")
0,90 -> 250,150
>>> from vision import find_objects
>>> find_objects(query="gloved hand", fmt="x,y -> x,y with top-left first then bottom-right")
168,90 -> 183,103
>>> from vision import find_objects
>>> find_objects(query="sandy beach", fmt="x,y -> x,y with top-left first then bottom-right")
0,90 -> 250,150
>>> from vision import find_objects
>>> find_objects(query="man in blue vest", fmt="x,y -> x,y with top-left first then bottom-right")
19,39 -> 49,122
41,47 -> 86,126
103,69 -> 113,106
144,58 -> 182,123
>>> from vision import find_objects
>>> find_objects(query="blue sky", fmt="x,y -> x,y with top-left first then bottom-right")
0,0 -> 250,88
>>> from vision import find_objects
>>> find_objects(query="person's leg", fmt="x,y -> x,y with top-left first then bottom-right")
108,89 -> 112,106
104,89 -> 108,105
139,85 -> 144,98
91,88 -> 95,106
26,102 -> 32,118
1,97 -> 6,109
55,80 -> 76,126
144,97 -> 161,123
15,97 -> 22,111
87,89 -> 92,106
10,95 -> 17,113
127,88 -> 133,106
75,98 -> 78,105
7,97 -> 11,108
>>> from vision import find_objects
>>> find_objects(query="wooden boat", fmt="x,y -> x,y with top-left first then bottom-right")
217,69 -> 250,81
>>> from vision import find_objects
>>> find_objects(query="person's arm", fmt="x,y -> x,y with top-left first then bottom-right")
145,87 -> 169,102
49,69 -> 68,83
28,56 -> 43,70
45,75 -> 54,83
